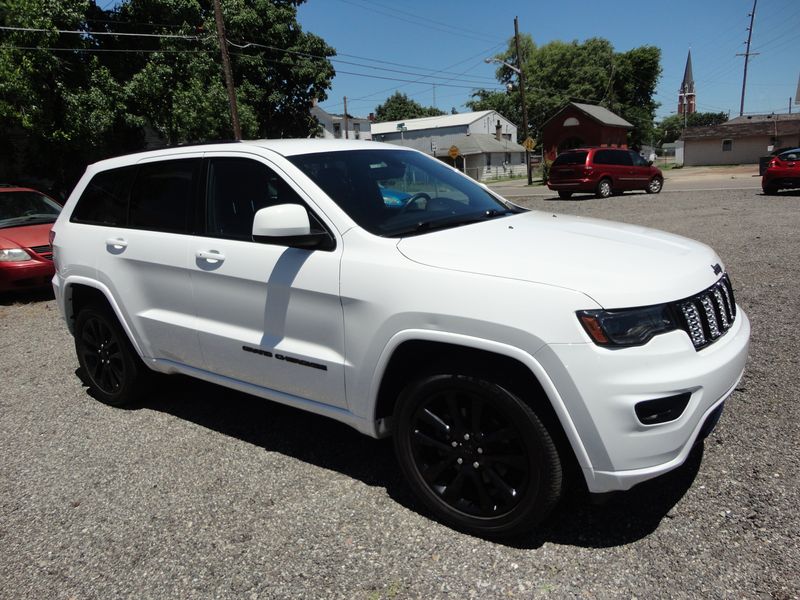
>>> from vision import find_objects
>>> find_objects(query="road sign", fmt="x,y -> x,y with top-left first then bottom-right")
448,145 -> 460,159
523,137 -> 536,151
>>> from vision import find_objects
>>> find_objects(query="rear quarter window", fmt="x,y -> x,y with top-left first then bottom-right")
70,166 -> 137,226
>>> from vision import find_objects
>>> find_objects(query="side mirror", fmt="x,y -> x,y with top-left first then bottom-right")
252,204 -> 334,250
647,160 -> 654,166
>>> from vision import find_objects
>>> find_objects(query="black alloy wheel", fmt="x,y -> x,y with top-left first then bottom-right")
75,305 -> 144,407
393,375 -> 563,537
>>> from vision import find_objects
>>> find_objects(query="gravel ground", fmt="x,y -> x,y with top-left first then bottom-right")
1,187 -> 798,599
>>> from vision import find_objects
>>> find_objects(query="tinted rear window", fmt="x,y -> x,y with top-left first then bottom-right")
129,159 -> 200,233
593,150 -> 632,166
553,152 -> 587,166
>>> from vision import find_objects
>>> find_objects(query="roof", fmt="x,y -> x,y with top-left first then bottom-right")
432,134 -> 525,157
370,110 -> 497,135
681,51 -> 695,94
681,113 -> 800,139
544,102 -> 633,129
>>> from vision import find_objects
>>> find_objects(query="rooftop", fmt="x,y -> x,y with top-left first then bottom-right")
370,110 -> 498,135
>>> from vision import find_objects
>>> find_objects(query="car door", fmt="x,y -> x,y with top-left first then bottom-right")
628,150 -> 652,190
90,156 -> 204,367
190,153 -> 347,408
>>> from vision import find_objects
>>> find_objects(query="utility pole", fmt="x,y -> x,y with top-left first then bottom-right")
514,16 -> 532,185
737,0 -> 759,117
213,0 -> 241,139
343,96 -> 349,139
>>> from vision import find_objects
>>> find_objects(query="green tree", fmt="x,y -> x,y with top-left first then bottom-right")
467,36 -> 661,149
656,111 -> 728,144
0,0 -> 336,192
0,0 -> 139,193
374,92 -> 444,122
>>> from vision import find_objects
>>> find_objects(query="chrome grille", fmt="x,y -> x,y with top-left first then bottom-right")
30,244 -> 53,260
674,275 -> 737,350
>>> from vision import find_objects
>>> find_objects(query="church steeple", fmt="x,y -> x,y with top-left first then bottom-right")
678,50 -> 696,115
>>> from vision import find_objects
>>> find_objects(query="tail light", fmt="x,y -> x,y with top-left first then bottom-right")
583,167 -> 593,176
768,159 -> 778,168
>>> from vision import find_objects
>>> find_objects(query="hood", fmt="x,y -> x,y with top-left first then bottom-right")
396,211 -> 723,308
0,222 -> 54,250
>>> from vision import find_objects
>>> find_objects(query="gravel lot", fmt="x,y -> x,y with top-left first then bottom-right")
1,187 -> 798,599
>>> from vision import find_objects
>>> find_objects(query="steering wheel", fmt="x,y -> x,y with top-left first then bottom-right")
399,192 -> 432,214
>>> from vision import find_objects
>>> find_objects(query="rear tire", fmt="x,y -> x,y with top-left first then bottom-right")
393,374 -> 563,537
74,304 -> 147,407
557,191 -> 573,199
763,185 -> 778,195
595,178 -> 612,198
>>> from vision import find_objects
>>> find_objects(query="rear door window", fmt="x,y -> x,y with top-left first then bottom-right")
129,159 -> 200,234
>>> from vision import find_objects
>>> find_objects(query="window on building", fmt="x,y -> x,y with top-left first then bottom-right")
333,122 -> 341,138
722,139 -> 733,152
486,153 -> 492,167
354,122 -> 361,139
504,153 -> 511,164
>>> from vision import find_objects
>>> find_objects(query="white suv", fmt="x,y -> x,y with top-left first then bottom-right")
51,140 -> 750,536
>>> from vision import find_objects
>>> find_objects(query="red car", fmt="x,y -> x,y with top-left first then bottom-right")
0,186 -> 62,292
547,147 -> 664,199
762,147 -> 800,195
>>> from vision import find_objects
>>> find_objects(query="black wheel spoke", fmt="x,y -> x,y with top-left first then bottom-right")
422,456 -> 456,483
468,470 -> 495,513
444,392 -> 465,433
484,465 -> 518,501
412,429 -> 455,454
487,454 -> 527,471
470,396 -> 483,433
442,470 -> 466,502
481,427 -> 518,445
420,408 -> 450,437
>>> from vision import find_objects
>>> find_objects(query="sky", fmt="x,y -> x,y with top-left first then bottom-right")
296,0 -> 799,123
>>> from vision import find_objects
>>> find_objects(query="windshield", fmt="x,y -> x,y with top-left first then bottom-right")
288,149 -> 514,237
0,191 -> 61,228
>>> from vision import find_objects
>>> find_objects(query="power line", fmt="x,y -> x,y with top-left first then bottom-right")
0,25 -> 205,39
228,39 -> 498,86
331,0 -> 499,44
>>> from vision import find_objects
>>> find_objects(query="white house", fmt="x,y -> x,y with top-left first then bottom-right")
311,104 -> 372,141
370,110 -> 527,181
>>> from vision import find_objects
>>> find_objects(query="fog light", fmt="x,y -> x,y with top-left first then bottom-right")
635,392 -> 692,425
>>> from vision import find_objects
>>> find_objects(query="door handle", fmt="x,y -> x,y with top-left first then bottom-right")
105,237 -> 128,249
196,250 -> 225,263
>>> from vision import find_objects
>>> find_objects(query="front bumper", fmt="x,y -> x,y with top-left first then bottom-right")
0,259 -> 55,292
535,307 -> 750,493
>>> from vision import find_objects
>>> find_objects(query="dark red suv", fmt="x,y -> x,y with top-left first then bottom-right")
547,147 -> 664,199
762,147 -> 800,195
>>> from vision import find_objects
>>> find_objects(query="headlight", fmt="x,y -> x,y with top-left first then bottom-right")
0,248 -> 32,262
577,305 -> 677,347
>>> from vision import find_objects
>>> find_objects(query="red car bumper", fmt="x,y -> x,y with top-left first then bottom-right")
0,259 -> 55,292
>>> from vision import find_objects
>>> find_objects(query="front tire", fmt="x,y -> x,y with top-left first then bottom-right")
595,178 -> 612,198
646,176 -> 663,194
763,184 -> 778,195
557,191 -> 573,199
74,305 -> 146,407
393,374 -> 563,537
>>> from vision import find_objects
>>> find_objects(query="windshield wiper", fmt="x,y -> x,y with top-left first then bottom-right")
0,215 -> 58,228
387,209 -> 512,238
